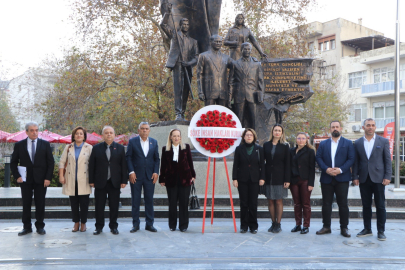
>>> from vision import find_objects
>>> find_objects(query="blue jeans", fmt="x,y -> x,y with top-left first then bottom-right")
130,177 -> 155,227
359,175 -> 386,232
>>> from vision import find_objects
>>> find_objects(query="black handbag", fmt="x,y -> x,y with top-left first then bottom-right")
189,182 -> 200,210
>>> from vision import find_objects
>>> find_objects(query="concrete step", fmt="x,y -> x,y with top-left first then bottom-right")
1,205 -> 405,219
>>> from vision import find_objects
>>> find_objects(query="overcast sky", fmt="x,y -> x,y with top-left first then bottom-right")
0,0 -> 404,79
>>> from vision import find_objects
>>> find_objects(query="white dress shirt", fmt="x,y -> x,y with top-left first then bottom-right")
140,137 -> 149,157
363,134 -> 376,159
129,137 -> 149,176
27,137 -> 37,162
172,144 -> 179,162
331,137 -> 340,168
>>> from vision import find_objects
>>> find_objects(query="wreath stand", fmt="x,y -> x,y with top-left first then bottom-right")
202,157 -> 237,233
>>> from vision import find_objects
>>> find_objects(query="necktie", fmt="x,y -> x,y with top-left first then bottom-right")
106,145 -> 111,180
31,140 -> 36,163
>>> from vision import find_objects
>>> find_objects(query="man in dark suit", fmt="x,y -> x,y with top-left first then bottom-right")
126,122 -> 160,233
315,120 -> 355,237
197,34 -> 233,106
10,122 -> 54,236
352,118 -> 391,241
160,3 -> 199,121
229,42 -> 264,129
89,126 -> 127,235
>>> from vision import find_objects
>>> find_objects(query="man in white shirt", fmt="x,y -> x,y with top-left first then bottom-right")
126,122 -> 160,232
315,120 -> 355,238
352,118 -> 391,241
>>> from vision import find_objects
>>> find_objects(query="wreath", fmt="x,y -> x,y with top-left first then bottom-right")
195,110 -> 237,153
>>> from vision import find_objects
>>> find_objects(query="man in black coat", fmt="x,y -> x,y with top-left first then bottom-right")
10,122 -> 55,236
89,126 -> 127,235
352,118 -> 392,241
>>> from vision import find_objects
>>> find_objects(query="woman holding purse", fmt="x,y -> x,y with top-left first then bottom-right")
159,129 -> 196,232
233,128 -> 265,234
289,132 -> 315,234
59,126 -> 93,232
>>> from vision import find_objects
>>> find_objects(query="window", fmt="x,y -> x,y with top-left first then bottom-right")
349,71 -> 367,89
374,67 -> 394,83
324,65 -> 336,79
349,103 -> 367,122
330,39 -> 336,50
373,100 -> 405,119
401,64 -> 405,80
317,35 -> 336,51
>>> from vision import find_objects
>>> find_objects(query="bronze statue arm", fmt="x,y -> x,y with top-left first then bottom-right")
196,54 -> 205,101
223,29 -> 238,48
160,12 -> 173,39
248,30 -> 267,58
228,65 -> 235,106
258,65 -> 264,103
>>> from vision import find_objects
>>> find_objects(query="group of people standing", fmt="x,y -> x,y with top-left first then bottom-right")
11,118 -> 391,241
232,119 -> 391,241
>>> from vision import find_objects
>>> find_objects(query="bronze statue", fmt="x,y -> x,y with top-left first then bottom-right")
230,43 -> 264,130
224,14 -> 267,60
160,3 -> 199,121
197,35 -> 234,106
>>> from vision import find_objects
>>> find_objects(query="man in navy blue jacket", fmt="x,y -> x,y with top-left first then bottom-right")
315,120 -> 355,237
126,122 -> 160,233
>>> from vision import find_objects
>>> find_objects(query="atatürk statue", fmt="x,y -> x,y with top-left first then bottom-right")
230,42 -> 264,130
160,3 -> 199,121
197,35 -> 234,107
224,14 -> 267,60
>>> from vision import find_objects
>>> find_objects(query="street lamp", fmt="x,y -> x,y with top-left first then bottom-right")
3,154 -> 11,188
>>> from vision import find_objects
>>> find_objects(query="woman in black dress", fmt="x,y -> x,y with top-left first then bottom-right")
289,132 -> 315,234
232,128 -> 265,234
263,124 -> 290,233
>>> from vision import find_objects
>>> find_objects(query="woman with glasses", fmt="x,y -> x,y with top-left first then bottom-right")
289,132 -> 316,234
263,124 -> 290,233
232,128 -> 265,234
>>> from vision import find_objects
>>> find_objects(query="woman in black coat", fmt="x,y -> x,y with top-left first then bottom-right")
289,132 -> 316,234
159,129 -> 196,232
233,128 -> 265,234
263,124 -> 290,233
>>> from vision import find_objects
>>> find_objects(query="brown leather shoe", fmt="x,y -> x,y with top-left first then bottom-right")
341,228 -> 351,238
80,223 -> 86,232
72,222 -> 79,232
316,227 -> 331,235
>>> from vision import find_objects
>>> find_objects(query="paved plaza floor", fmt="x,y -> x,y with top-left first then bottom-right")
0,218 -> 404,269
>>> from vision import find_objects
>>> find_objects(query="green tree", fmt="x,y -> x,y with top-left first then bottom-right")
0,92 -> 19,132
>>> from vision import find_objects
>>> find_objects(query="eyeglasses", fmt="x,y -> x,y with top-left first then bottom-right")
296,138 -> 307,141
245,134 -> 254,137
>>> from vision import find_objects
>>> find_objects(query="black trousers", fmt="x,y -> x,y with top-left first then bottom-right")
359,175 -> 386,232
95,180 -> 120,230
237,180 -> 259,230
166,183 -> 192,230
234,101 -> 256,130
321,178 -> 349,228
20,181 -> 47,229
69,180 -> 90,223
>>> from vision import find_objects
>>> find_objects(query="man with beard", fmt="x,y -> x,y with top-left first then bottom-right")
315,120 -> 355,238
352,118 -> 391,241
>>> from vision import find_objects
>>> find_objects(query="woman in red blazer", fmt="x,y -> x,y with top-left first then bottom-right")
159,129 -> 196,232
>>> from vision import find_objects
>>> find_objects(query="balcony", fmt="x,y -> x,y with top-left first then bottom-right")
375,118 -> 405,129
361,80 -> 404,97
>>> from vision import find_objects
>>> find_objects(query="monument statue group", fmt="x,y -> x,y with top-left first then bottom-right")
159,0 -> 314,143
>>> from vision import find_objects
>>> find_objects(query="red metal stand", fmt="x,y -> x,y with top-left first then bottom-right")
202,156 -> 237,233
211,158 -> 216,225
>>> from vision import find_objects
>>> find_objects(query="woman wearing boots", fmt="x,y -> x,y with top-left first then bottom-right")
289,132 -> 316,234
59,126 -> 93,232
263,124 -> 290,233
